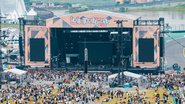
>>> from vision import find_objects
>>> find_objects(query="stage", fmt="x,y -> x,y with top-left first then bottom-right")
22,10 -> 165,72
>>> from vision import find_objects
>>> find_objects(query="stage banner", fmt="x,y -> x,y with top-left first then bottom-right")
46,10 -> 138,28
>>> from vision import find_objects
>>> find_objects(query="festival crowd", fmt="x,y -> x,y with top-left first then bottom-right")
0,69 -> 184,104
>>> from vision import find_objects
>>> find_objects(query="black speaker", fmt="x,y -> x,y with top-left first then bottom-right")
30,38 -> 45,61
19,37 -> 24,56
139,38 -> 154,62
84,61 -> 88,73
160,37 -> 164,57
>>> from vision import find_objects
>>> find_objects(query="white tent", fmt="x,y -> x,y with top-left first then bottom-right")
108,72 -> 124,84
4,68 -> 27,83
27,8 -> 37,16
108,71 -> 143,80
6,68 -> 27,76
16,0 -> 27,17
123,71 -> 143,79
108,71 -> 145,85
7,10 -> 19,23
0,11 -> 5,17
0,0 -> 27,17
108,73 -> 118,79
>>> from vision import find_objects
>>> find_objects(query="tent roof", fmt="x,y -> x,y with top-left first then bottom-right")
0,11 -> 5,17
0,0 -> 27,17
27,8 -> 37,16
7,10 -> 19,20
6,68 -> 27,75
108,73 -> 118,79
123,71 -> 142,79
108,71 -> 143,79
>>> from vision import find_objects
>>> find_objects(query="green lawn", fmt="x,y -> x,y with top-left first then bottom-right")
128,4 -> 185,12
1,24 -> 19,29
96,88 -> 174,104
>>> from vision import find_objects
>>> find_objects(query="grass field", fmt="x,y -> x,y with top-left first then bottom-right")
128,4 -> 185,12
96,88 -> 174,104
1,24 -> 19,29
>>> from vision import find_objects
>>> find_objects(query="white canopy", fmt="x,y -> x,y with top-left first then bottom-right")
108,71 -> 146,87
108,73 -> 118,79
123,71 -> 142,79
0,11 -> 5,17
6,68 -> 27,75
7,10 -> 19,21
27,8 -> 37,16
108,71 -> 143,80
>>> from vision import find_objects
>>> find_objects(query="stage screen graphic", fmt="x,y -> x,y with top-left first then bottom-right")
78,42 -> 113,65
139,38 -> 154,62
30,38 -> 45,61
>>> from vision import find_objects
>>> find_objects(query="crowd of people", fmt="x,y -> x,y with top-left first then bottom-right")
0,69 -> 111,104
146,72 -> 185,104
0,68 -> 185,104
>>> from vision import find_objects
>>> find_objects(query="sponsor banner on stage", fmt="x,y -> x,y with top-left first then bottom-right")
46,10 -> 138,28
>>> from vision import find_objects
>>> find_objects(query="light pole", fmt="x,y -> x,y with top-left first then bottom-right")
121,31 -> 129,85
110,20 -> 129,86
116,20 -> 123,86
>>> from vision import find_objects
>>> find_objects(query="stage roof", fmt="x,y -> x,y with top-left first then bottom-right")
60,10 -> 140,20
46,10 -> 140,28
